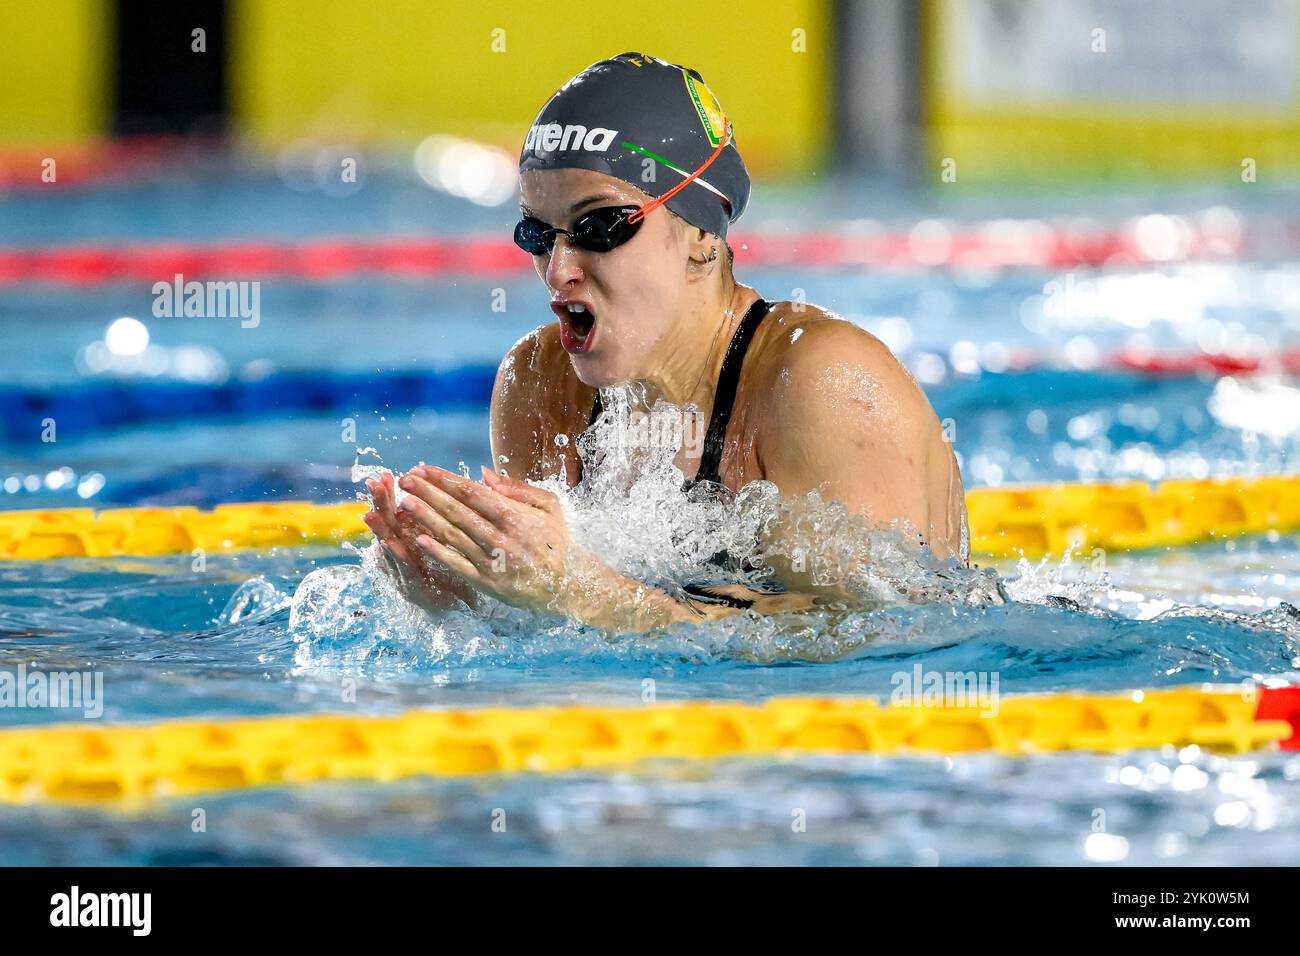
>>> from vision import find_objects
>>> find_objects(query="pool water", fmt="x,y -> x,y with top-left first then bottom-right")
2,170 -> 1300,865
2,751 -> 1297,866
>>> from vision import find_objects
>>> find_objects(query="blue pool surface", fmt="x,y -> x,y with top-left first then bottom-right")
1,168 -> 1299,865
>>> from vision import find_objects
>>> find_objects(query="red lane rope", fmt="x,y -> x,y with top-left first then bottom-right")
1112,350 -> 1300,377
0,223 -> 1252,286
6,234 -> 1297,379
0,239 -> 519,284
1257,686 -> 1300,751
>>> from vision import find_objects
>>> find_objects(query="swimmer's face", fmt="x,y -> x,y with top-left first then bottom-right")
519,168 -> 697,387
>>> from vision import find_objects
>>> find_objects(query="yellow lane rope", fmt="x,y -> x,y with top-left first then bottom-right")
0,688 -> 1288,805
1,475 -> 1298,561
0,501 -> 363,561
966,475 -> 1300,558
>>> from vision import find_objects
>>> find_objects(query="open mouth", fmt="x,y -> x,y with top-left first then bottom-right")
557,302 -> 598,353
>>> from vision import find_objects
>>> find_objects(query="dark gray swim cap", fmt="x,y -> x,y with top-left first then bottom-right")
519,52 -> 750,239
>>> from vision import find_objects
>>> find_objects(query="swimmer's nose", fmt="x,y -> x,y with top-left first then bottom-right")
544,233 -> 584,290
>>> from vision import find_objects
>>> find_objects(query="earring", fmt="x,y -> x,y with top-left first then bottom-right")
705,247 -> 718,262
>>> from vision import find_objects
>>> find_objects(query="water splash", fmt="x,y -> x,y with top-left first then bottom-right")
281,387 -> 1014,666
349,446 -> 384,485
265,385 -> 1300,677
568,384 -> 1003,608
350,447 -> 409,505
219,576 -> 291,625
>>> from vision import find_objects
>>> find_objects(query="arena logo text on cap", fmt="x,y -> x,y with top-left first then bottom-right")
524,124 -> 619,153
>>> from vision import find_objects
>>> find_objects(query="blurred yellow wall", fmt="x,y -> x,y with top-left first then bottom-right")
0,0 -> 109,144
230,0 -> 831,176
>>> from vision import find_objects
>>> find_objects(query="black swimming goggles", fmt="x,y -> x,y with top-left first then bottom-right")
513,204 -> 644,255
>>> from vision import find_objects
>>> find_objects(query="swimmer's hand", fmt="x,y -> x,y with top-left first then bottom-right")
396,465 -> 736,632
395,465 -> 581,612
362,472 -> 478,614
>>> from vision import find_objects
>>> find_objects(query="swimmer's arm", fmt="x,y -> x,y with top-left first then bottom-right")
489,324 -> 589,485
757,323 -> 943,591
556,551 -> 742,633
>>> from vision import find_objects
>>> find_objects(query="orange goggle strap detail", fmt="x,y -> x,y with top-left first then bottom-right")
626,119 -> 731,227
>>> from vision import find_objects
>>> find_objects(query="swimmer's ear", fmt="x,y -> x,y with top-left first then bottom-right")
685,226 -> 721,277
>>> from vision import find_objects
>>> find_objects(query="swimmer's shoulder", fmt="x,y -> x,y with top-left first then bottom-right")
753,302 -> 920,406
748,301 -> 944,461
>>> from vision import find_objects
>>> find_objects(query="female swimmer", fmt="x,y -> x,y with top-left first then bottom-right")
364,52 -> 967,632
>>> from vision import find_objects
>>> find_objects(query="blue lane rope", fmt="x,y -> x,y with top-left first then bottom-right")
0,365 -> 1211,444
0,366 -> 497,442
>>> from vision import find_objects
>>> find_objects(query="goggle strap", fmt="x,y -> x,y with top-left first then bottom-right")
627,121 -> 730,227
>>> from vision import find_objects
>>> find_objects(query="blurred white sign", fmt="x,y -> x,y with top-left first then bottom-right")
953,0 -> 1298,109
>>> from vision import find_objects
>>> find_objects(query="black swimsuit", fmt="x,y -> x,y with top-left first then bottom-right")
581,297 -> 779,610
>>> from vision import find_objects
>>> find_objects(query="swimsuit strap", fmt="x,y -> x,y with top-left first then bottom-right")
687,297 -> 771,488
583,297 -> 772,487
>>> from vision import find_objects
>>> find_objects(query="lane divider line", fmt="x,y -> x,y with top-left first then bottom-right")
2,356 -> 1297,443
0,687 -> 1292,805
0,220 -> 1252,286
0,366 -> 496,441
2,475 -> 1299,561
